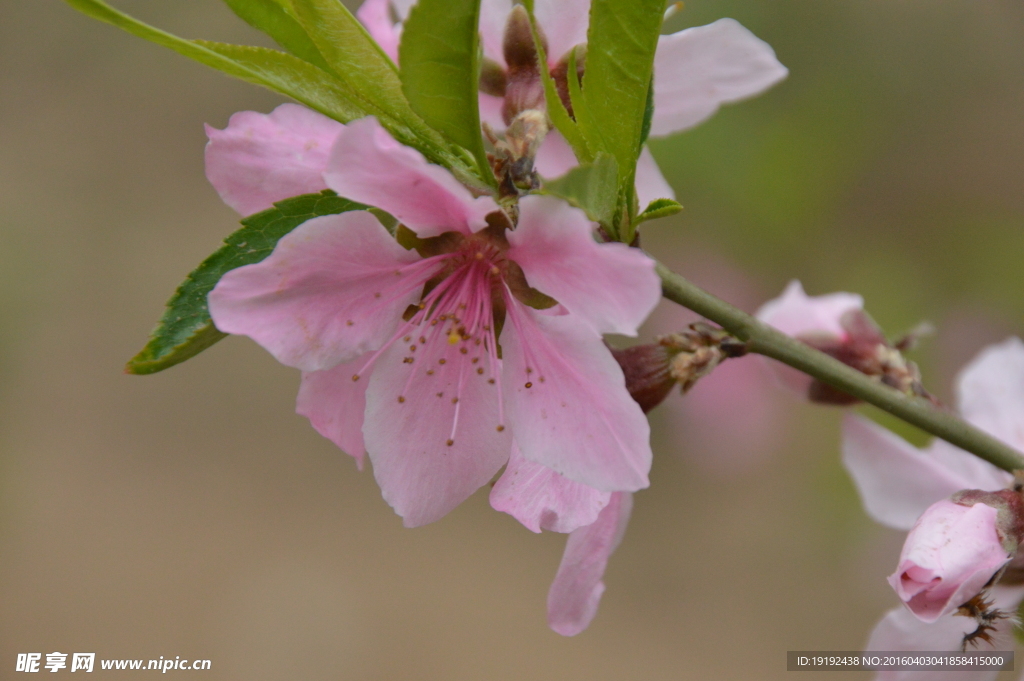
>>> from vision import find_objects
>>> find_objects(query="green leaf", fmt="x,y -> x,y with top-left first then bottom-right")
540,153 -> 618,228
581,0 -> 664,235
64,0 -> 369,122
636,197 -> 683,224
126,191 -> 365,375
65,0 -> 486,192
399,0 -> 492,183
220,0 -> 332,72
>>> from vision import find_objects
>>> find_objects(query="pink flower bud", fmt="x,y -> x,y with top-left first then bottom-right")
888,499 -> 1014,623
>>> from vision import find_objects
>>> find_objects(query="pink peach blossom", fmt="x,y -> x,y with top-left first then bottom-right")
207,116 -> 660,530
356,0 -> 787,209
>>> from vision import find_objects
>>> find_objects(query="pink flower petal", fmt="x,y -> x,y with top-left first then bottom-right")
356,0 -> 400,62
296,354 -> 372,469
490,442 -> 611,533
323,117 -> 500,238
534,0 -> 591,64
841,415 -> 1011,531
479,93 -> 507,131
363,328 -> 512,527
650,18 -> 788,137
208,211 -> 426,371
635,146 -> 675,209
866,590 -> 1022,681
480,0 -> 513,65
499,299 -> 652,492
204,104 -> 344,216
507,195 -> 660,336
547,491 -> 632,636
956,337 -> 1024,452
534,131 -> 579,179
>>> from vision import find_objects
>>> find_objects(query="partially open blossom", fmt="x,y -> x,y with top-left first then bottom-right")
889,498 -> 1014,623
207,115 -> 660,532
357,0 -> 788,208
844,339 -> 1024,655
756,280 -> 926,404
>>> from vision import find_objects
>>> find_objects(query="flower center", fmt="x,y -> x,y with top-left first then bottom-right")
352,234 -> 514,446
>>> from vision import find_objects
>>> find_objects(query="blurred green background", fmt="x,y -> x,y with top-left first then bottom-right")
1,1 -> 1022,679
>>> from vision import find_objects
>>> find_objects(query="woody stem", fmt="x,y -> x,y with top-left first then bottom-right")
656,262 -> 1024,473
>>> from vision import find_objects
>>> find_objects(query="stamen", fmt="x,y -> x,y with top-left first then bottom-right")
397,396 -> 405,403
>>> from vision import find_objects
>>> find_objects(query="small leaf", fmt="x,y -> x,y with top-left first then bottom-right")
540,153 -> 618,227
636,198 -> 683,224
220,0 -> 332,72
582,0 -> 664,237
399,0 -> 492,183
126,191 -> 365,375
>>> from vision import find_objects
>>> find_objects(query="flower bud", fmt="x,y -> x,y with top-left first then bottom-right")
888,492 -> 1024,623
610,324 -> 746,413
609,343 -> 675,414
502,5 -> 546,124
